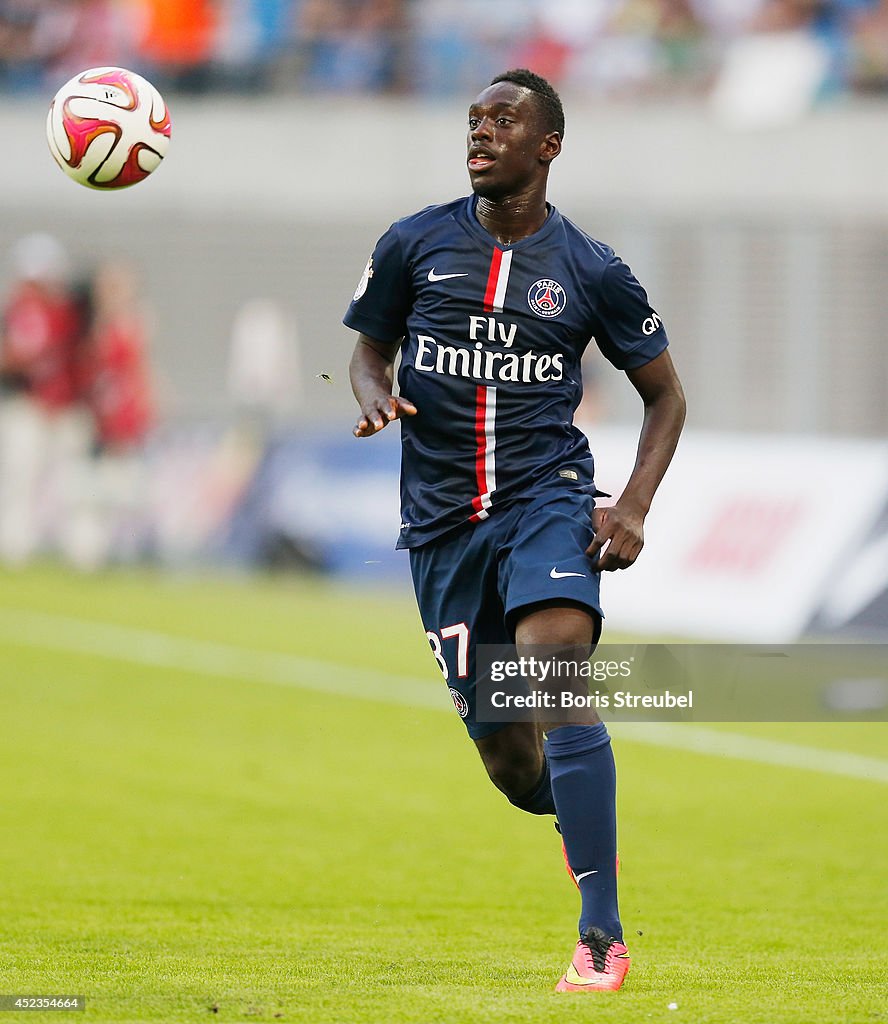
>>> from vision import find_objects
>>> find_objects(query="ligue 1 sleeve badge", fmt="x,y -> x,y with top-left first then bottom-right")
528,278 -> 567,318
353,257 -> 374,301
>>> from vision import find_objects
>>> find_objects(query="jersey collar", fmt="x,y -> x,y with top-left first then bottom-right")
460,194 -> 562,252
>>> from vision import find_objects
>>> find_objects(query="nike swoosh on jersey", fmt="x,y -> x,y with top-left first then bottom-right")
550,567 -> 587,579
427,268 -> 469,282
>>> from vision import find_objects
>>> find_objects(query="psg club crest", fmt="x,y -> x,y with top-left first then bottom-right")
527,278 -> 567,318
449,688 -> 469,718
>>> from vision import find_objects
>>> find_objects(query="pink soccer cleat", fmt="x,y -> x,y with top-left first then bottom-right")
554,926 -> 631,992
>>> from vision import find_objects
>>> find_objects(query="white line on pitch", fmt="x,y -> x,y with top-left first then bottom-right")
0,607 -> 449,711
0,607 -> 886,785
612,722 -> 888,783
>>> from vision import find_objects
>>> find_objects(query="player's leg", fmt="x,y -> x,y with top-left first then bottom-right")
471,601 -> 595,813
516,601 -> 621,940
499,489 -> 629,991
473,720 -> 554,814
516,602 -> 628,990
409,511 -> 557,813
473,599 -> 627,990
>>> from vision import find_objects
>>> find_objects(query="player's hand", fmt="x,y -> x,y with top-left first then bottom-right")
586,503 -> 645,572
353,394 -> 418,437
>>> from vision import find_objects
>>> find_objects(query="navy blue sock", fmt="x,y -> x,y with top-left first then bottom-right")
508,756 -> 556,815
546,722 -> 621,940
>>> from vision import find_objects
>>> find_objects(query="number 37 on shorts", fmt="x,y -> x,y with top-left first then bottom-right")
426,622 -> 470,681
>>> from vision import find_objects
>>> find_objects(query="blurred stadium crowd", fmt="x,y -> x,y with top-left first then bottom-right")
1,0 -> 888,98
0,233 -> 154,569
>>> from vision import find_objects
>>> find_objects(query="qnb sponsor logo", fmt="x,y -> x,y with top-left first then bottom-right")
414,335 -> 564,383
642,312 -> 662,336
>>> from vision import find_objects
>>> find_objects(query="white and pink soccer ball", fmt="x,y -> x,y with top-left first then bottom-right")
46,67 -> 171,190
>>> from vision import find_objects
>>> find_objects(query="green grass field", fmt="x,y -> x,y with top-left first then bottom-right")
0,566 -> 885,1023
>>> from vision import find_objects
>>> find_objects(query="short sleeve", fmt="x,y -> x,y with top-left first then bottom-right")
593,257 -> 668,371
342,224 -> 412,343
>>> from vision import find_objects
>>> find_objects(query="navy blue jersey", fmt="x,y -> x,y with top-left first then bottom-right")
343,195 -> 668,549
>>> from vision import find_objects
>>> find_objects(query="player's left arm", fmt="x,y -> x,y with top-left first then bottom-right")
586,349 -> 686,572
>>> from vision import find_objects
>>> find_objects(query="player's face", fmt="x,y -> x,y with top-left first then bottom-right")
466,82 -> 560,199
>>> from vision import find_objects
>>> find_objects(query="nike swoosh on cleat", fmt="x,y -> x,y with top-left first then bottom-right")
550,567 -> 586,579
574,870 -> 598,882
564,966 -> 610,987
427,269 -> 469,282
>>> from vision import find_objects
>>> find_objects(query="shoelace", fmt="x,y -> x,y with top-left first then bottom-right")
578,928 -> 618,973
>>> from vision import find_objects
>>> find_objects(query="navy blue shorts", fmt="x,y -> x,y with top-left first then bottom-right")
409,485 -> 603,739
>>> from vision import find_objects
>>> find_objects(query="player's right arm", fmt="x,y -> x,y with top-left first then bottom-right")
349,333 -> 417,437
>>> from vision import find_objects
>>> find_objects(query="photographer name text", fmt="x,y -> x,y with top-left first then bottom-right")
489,689 -> 694,709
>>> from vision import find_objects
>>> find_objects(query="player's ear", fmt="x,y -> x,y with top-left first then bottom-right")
539,131 -> 561,165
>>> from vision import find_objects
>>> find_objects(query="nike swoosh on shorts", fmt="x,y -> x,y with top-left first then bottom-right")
550,567 -> 587,579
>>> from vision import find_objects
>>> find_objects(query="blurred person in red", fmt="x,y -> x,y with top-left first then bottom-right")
64,260 -> 155,569
0,232 -> 88,564
81,261 -> 153,456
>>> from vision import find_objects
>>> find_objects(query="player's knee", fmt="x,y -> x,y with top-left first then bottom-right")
482,748 -> 545,806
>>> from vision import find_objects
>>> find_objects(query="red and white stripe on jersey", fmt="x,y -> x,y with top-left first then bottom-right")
469,384 -> 497,522
473,248 -> 509,520
482,247 -> 513,313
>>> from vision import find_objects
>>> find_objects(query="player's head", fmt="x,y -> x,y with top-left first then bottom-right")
490,69 -> 565,138
467,69 -> 563,200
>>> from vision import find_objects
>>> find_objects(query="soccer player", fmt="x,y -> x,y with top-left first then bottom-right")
345,69 -> 686,992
